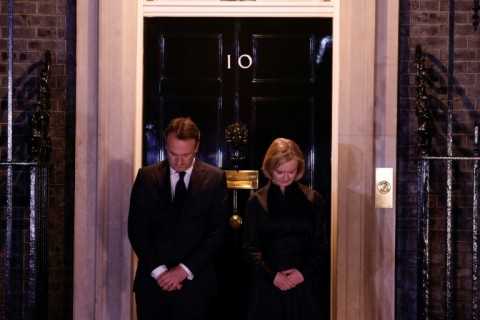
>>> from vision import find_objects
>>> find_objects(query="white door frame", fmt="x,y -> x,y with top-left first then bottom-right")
74,0 -> 397,319
134,2 -> 338,319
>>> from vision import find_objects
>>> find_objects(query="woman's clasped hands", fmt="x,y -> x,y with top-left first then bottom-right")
273,268 -> 305,291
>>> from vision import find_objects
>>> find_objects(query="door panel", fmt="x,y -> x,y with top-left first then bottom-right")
143,18 -> 235,166
239,18 -> 332,191
250,97 -> 315,168
143,17 -> 332,320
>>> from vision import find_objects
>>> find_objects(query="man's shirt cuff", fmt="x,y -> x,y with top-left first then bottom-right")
179,263 -> 194,280
150,265 -> 168,279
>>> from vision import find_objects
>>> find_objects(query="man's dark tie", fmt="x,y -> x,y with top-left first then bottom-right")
173,171 -> 186,213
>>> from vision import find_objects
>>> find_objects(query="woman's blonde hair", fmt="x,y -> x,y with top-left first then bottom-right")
261,138 -> 305,180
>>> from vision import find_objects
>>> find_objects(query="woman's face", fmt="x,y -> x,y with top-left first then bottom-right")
271,159 -> 298,192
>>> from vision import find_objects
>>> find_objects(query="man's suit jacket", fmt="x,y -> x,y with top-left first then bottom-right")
128,159 -> 229,296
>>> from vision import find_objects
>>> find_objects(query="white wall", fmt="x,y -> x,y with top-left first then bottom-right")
74,0 -> 398,319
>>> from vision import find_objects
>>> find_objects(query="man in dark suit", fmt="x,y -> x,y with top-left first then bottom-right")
128,117 -> 229,320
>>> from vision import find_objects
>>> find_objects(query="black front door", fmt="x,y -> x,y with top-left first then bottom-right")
143,17 -> 332,319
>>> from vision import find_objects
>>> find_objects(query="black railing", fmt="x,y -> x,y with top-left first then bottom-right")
1,0 -> 51,318
416,25 -> 480,319
0,164 -> 49,319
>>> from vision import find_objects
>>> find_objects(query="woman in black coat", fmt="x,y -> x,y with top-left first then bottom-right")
242,138 -> 328,320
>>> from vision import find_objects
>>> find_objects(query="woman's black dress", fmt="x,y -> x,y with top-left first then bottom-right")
242,181 -> 328,320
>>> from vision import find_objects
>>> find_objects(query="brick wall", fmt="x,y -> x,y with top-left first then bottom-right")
2,0 -> 480,318
397,0 -> 480,318
0,0 -> 75,318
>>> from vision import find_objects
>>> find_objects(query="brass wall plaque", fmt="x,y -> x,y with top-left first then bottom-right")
224,170 -> 259,189
375,167 -> 393,208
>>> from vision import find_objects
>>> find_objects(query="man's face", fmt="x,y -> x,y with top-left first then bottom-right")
165,134 -> 198,172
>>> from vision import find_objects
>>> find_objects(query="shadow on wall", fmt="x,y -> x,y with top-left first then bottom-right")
0,58 -> 44,161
